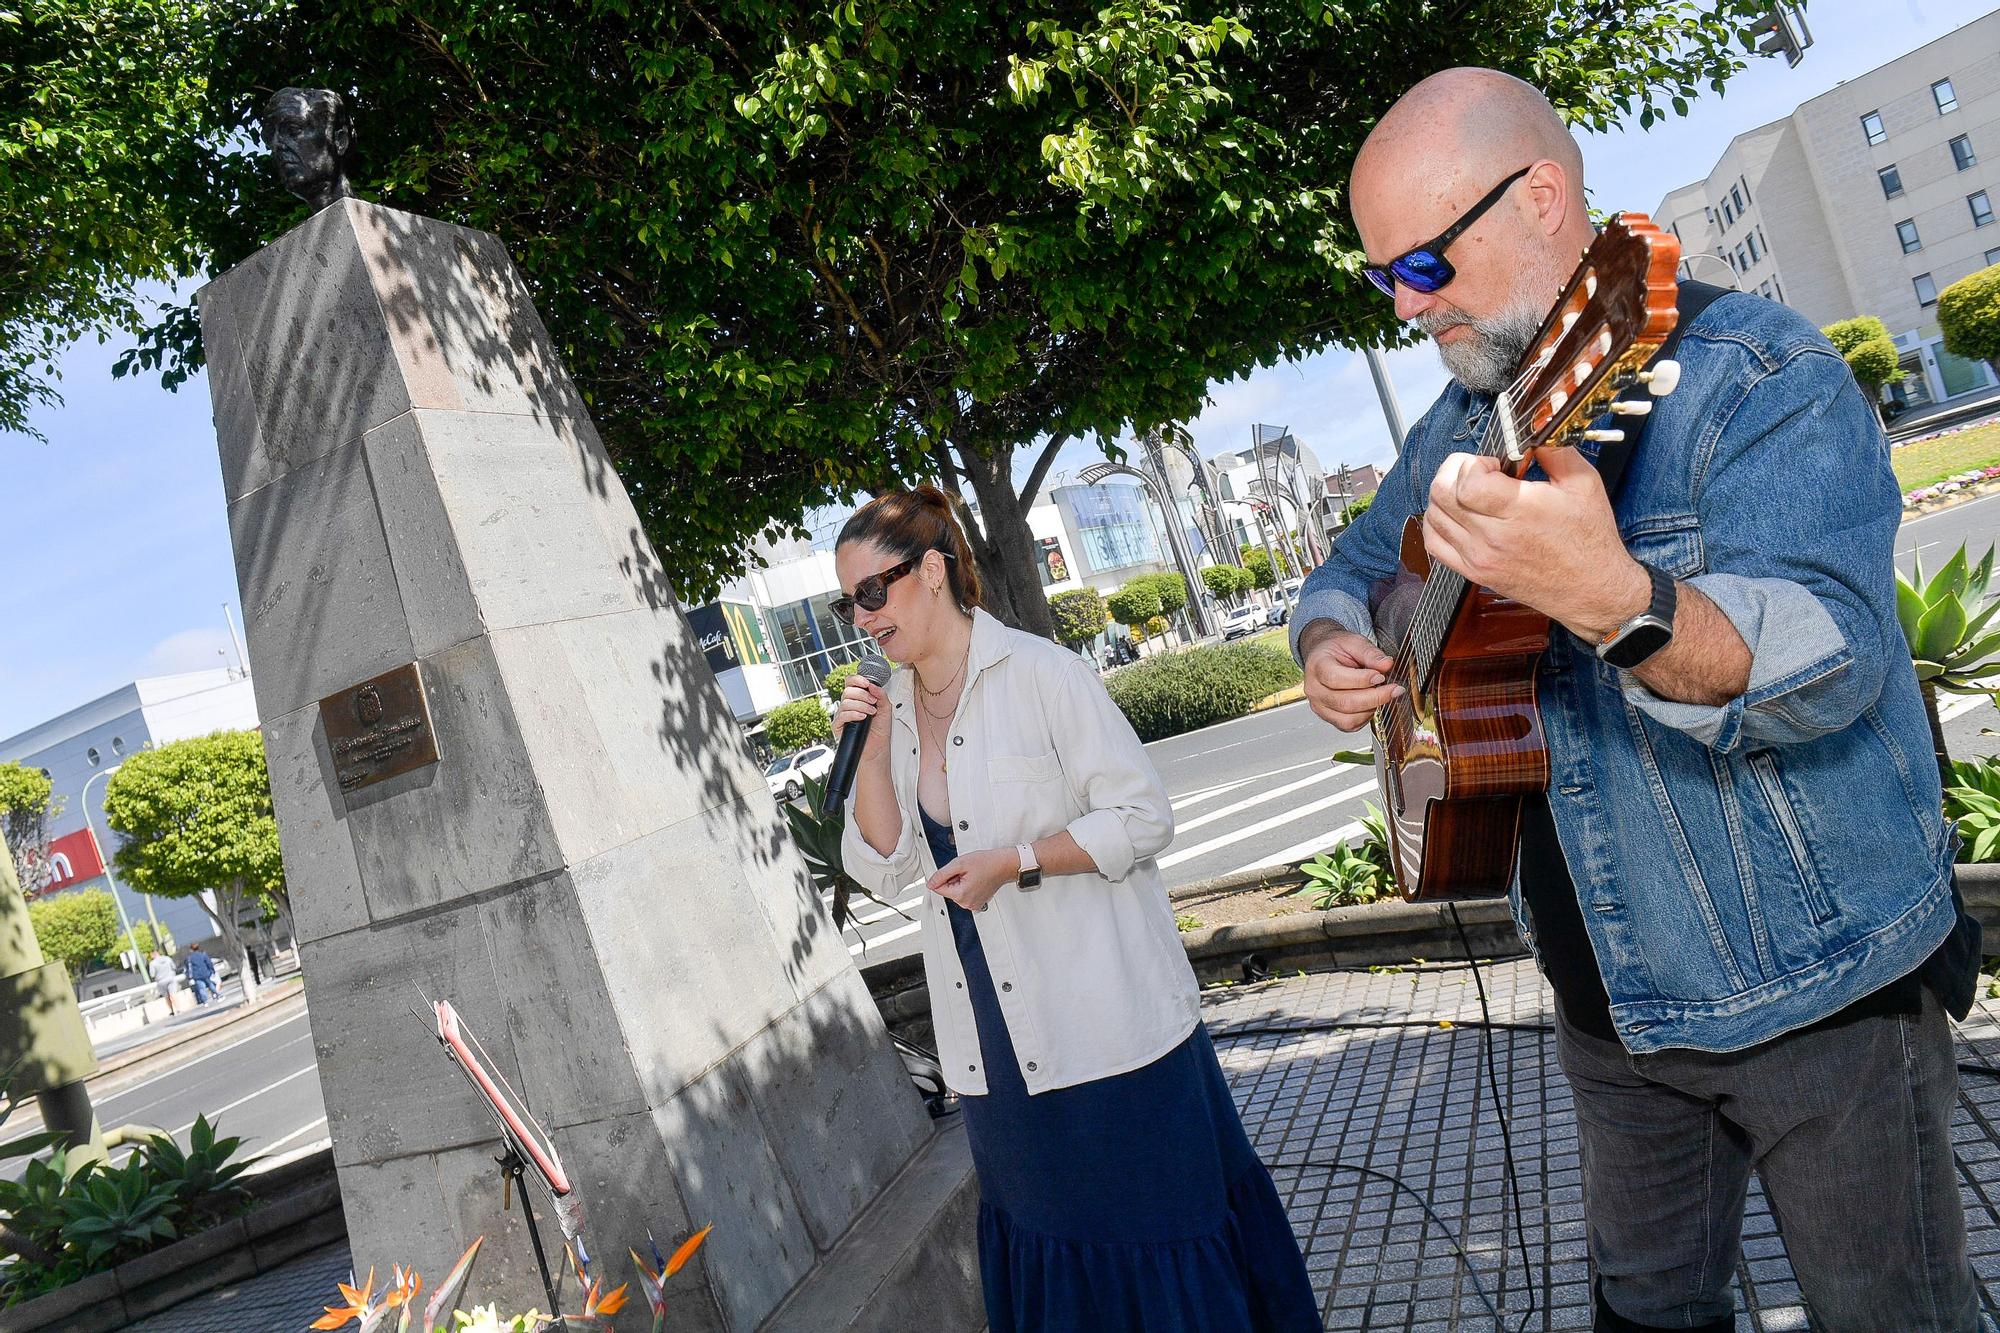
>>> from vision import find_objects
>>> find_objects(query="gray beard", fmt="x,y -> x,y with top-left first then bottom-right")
1421,298 -> 1546,397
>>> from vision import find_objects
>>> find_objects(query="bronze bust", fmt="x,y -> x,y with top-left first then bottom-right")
261,87 -> 356,212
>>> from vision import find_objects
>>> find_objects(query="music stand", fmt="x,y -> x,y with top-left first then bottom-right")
430,998 -> 592,1317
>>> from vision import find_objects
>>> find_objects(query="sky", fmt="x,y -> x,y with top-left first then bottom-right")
1,0 -> 1992,741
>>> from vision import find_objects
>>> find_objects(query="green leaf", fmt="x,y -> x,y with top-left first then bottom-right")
1918,594 -> 1970,664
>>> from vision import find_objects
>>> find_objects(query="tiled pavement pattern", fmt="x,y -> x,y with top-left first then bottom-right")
123,959 -> 2000,1331
1206,959 -> 2000,1331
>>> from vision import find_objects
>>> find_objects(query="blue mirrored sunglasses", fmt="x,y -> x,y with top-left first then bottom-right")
1360,166 -> 1532,298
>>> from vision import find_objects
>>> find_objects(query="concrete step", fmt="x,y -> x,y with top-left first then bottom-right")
760,1116 -> 982,1333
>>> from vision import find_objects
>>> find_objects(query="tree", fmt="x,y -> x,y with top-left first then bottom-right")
0,763 -> 57,898
765,698 -> 834,753
1202,564 -> 1253,605
1939,266 -> 2000,376
1823,316 -> 1904,423
27,890 -> 120,980
823,660 -> 860,706
1344,493 -> 1374,523
112,921 -> 175,964
1105,581 -> 1163,649
1242,544 -> 1293,590
1048,587 -> 1109,648
101,731 -> 283,1006
13,0 -> 1776,624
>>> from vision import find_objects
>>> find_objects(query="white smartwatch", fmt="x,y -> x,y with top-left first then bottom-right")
1016,843 -> 1042,890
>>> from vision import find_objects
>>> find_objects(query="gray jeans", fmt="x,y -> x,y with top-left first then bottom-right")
1556,987 -> 1982,1331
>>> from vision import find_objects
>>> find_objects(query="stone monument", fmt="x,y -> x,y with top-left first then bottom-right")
196,90 -> 978,1329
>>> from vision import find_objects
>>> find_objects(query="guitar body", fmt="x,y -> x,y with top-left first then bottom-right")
1373,519 -> 1552,901
1357,211 -> 1683,903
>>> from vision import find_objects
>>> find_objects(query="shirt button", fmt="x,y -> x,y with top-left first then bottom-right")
1025,1062 -> 1038,1072
956,981 -> 964,989
957,820 -> 968,831
1001,982 -> 1013,992
953,735 -> 963,746
968,1065 -> 977,1073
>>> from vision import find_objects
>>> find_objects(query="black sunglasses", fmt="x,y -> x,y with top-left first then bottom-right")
1361,165 -> 1533,298
831,552 -> 952,624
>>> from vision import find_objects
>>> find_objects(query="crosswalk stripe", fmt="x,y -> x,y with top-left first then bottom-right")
1174,764 -> 1360,836
1217,820 -> 1365,881
1158,778 -> 1380,870
1171,759 -> 1334,813
850,919 -> 923,956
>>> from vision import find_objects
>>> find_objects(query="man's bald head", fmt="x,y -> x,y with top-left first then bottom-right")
1349,68 -> 1593,394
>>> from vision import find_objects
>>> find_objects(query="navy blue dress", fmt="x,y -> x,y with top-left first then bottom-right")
919,807 -> 1320,1333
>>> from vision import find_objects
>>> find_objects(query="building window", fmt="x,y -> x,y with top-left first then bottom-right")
1898,219 -> 1921,253
1935,79 -> 1959,115
1953,135 -> 1978,171
1973,191 -> 1995,227
1986,247 -> 2000,267
110,736 -> 124,756
1862,111 -> 1887,145
1738,243 -> 1751,271
1880,165 -> 1903,198
1746,232 -> 1762,262
1731,183 -> 1746,214
86,747 -> 100,767
1916,272 -> 1939,307
1704,205 -> 1716,227
1772,276 -> 1784,303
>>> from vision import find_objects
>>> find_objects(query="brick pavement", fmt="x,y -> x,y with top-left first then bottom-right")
1206,958 -> 2000,1331
125,958 -> 2000,1331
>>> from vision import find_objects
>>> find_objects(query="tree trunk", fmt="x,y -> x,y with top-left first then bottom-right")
202,881 -> 260,1006
956,442 -> 1056,640
1921,679 -> 1954,789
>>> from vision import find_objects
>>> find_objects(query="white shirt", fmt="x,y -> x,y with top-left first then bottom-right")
841,608 -> 1201,1095
149,955 -> 176,984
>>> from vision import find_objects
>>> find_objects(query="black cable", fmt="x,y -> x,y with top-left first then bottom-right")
1449,901 -> 1539,1333
1262,1156 -> 1504,1326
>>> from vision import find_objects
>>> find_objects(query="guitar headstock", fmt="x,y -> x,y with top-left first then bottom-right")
1494,212 -> 1683,470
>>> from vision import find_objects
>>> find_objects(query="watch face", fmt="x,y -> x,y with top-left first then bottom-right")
1603,620 -> 1673,670
1019,868 -> 1042,889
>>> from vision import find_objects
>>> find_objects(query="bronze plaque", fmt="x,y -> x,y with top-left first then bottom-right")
321,663 -> 441,792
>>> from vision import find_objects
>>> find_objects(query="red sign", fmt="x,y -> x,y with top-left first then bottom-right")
43,829 -> 106,892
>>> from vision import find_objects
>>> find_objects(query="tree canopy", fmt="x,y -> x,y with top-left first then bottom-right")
1048,586 -> 1109,646
765,698 -> 834,752
10,0 -> 1776,622
28,889 -> 120,979
0,762 -> 56,897
1940,266 -> 2000,369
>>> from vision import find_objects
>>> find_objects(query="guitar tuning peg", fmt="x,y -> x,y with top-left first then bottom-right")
1639,359 -> 1682,396
1609,400 -> 1654,416
1583,429 -> 1625,443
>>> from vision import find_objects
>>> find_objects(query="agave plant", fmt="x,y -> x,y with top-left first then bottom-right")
782,773 -> 907,936
1287,804 -> 1396,910
1946,756 -> 2000,865
1897,543 -> 2000,781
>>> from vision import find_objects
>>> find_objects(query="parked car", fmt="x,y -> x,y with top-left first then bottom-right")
1265,603 -> 1290,627
765,745 -> 834,801
1219,605 -> 1266,641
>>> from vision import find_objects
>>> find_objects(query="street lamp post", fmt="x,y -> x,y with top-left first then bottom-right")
78,766 -> 142,963
1678,252 -> 1741,289
1364,346 -> 1410,457
1078,461 -> 1215,638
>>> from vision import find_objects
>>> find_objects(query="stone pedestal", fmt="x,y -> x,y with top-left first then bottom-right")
198,199 -> 961,1329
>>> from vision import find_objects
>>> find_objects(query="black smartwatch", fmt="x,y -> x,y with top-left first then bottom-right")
1596,562 -> 1678,670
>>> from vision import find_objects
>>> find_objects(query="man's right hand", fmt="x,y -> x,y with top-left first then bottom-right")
1299,622 -> 1402,732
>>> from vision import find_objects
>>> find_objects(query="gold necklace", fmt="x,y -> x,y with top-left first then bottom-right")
915,643 -> 969,705
918,703 -> 953,774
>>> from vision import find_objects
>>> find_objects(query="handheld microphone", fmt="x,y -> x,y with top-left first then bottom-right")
822,655 -> 893,814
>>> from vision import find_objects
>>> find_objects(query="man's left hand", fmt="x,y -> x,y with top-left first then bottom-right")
927,847 -> 1017,912
1422,445 -> 1651,643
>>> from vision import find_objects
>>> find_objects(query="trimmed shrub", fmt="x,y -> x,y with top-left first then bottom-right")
824,660 -> 859,705
765,698 -> 833,752
1940,265 -> 2000,369
1105,640 -> 1303,742
1048,588 -> 1109,646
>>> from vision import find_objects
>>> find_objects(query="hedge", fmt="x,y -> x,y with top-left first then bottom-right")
1105,641 -> 1303,742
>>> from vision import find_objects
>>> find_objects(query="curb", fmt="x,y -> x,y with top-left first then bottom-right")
1904,476 -> 2000,515
1249,684 -> 1306,713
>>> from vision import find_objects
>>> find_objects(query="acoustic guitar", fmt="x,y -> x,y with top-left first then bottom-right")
1371,213 -> 1683,902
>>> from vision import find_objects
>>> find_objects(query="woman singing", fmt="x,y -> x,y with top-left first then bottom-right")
833,486 -> 1318,1332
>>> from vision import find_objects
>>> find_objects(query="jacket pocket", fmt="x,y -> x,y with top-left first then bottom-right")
1747,749 -> 1839,925
989,750 -> 1061,784
1619,512 -> 1704,579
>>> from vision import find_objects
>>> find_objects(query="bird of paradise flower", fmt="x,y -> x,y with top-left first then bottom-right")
312,1224 -> 711,1331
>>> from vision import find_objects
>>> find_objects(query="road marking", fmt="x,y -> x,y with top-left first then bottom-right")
1941,691 -> 1996,723
1174,764 -> 1360,837
1158,778 -> 1379,870
1217,820 -> 1366,881
259,1115 -> 329,1154
850,918 -> 923,955
848,893 -> 922,927
1170,758 -> 1335,811
172,1065 -> 318,1136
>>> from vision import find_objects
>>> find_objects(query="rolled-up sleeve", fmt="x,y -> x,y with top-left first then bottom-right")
1620,346 -> 1896,753
840,799 -> 922,896
1048,657 -> 1174,881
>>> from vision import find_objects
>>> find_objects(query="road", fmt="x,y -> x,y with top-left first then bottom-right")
28,496 -> 1998,1185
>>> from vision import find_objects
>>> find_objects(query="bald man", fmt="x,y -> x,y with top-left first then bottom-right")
1291,69 -> 1981,1331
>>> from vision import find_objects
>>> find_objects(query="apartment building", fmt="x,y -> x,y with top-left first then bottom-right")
1654,12 -> 2000,418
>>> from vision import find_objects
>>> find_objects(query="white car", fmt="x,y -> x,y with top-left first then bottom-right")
765,745 -> 835,801
1219,605 -> 1266,641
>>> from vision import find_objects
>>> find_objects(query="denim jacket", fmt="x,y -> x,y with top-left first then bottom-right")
1290,293 -> 1956,1054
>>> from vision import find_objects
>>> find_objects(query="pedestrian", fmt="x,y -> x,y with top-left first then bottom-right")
184,943 -> 219,1005
1295,67 -> 1981,1331
147,950 -> 179,1015
834,486 -> 1318,1333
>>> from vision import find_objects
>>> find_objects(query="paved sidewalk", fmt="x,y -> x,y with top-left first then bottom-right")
1206,959 -> 2000,1331
124,959 -> 2000,1330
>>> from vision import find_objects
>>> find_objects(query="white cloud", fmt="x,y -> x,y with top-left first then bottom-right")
140,626 -> 240,678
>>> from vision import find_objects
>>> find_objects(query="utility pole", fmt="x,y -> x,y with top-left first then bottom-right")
1364,346 -> 1409,457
